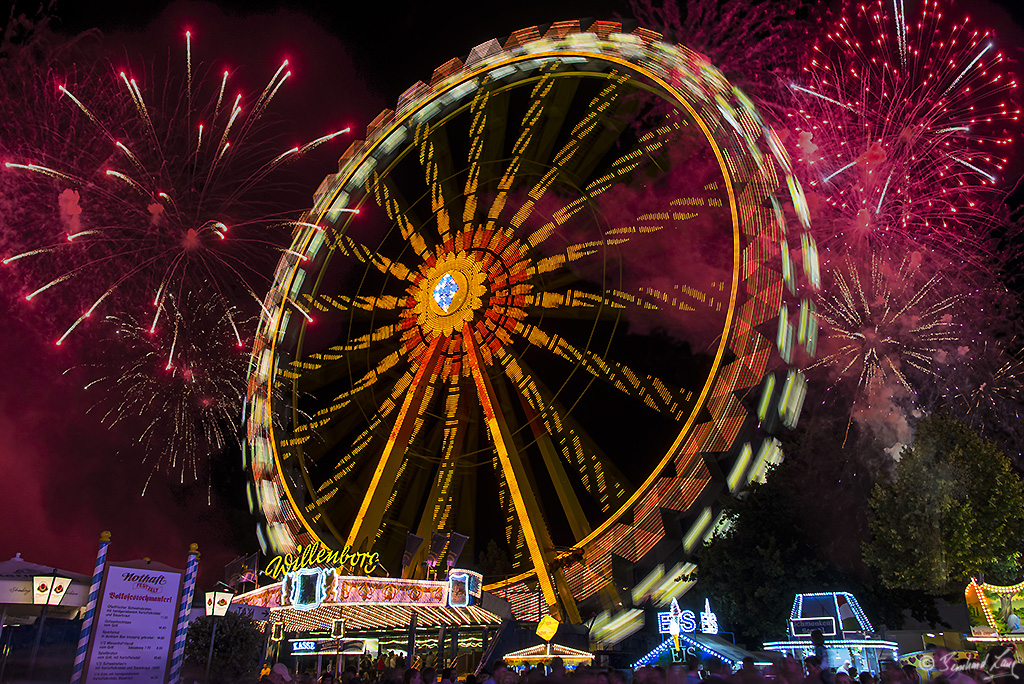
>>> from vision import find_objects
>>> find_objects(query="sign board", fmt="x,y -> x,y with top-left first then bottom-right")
83,562 -> 184,684
289,639 -> 368,656
656,598 -> 717,635
229,602 -> 270,622
658,610 -> 697,634
790,617 -> 838,637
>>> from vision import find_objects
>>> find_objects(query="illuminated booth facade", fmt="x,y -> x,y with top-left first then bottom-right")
763,593 -> 898,673
235,551 -> 507,671
966,577 -> 1024,655
632,598 -> 769,669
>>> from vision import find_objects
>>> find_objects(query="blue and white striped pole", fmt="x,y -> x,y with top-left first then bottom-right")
70,530 -> 110,684
167,543 -> 200,684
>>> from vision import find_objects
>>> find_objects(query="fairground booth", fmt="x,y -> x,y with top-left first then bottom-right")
763,593 -> 899,673
965,577 -> 1024,658
631,598 -> 768,669
0,553 -> 91,682
234,541 -> 511,674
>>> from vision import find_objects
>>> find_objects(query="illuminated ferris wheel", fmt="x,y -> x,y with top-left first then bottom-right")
245,20 -> 818,623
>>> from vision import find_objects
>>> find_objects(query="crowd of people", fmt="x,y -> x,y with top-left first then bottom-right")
259,645 -> 1024,684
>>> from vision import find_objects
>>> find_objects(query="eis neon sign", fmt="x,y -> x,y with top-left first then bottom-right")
658,598 -> 719,635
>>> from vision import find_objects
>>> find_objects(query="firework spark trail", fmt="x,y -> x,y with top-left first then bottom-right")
629,0 -> 815,103
82,293 -> 250,491
807,251 -> 961,398
1,30 -> 350,487
2,32 -> 349,348
787,0 -> 1020,264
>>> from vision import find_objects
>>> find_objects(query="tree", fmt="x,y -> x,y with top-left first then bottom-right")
477,539 -> 513,579
864,414 -> 1024,594
184,612 -> 264,684
690,430 -> 944,646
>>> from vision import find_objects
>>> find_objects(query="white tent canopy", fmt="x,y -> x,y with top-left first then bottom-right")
0,553 -> 91,625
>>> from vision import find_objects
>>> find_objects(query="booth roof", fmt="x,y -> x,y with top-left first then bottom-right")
504,642 -> 594,663
0,553 -> 90,581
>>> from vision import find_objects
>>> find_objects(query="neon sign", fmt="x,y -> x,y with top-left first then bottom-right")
657,599 -> 718,635
292,640 -> 317,653
265,540 -> 379,579
448,570 -> 482,608
700,598 -> 719,635
284,568 -> 329,611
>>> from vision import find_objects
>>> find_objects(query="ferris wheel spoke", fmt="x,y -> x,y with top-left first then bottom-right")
367,170 -> 430,258
462,322 -> 562,616
582,115 -> 680,198
462,88 -> 493,228
511,321 -> 696,420
502,351 -> 633,513
514,382 -> 593,542
480,68 -> 578,229
501,72 -> 633,230
325,231 -> 419,283
284,347 -> 409,449
345,336 -> 445,553
517,288 -> 634,321
280,324 -> 401,390
416,122 -> 459,240
402,378 -> 469,578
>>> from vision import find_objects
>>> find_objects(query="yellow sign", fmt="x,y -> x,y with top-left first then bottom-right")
265,540 -> 379,580
537,615 -> 560,642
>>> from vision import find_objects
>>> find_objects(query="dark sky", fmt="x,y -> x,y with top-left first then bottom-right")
3,0 -> 1023,588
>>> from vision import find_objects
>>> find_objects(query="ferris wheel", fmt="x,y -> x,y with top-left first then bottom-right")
245,20 -> 817,622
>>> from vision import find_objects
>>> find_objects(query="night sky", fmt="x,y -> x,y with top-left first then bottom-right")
3,0 -> 1024,587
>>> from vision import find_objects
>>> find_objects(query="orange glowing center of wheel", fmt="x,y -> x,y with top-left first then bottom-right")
410,248 -> 489,340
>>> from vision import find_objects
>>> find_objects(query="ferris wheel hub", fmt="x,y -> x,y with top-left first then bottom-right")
412,248 -> 489,338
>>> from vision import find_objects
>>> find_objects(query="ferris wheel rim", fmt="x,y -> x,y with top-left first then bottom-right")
246,20 -> 816,613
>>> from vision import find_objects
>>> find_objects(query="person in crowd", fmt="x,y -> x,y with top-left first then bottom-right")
681,656 -> 701,684
834,672 -> 854,684
803,656 -> 825,684
609,669 -> 629,684
269,663 -> 294,684
780,656 -> 805,684
550,658 -> 566,681
405,669 -> 424,684
465,675 -> 477,684
809,632 -> 832,684
734,657 -> 766,684
858,671 -> 875,684
701,658 -> 729,684
934,648 -> 973,684
440,668 -> 457,684
983,645 -> 1015,684
424,667 -> 437,684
